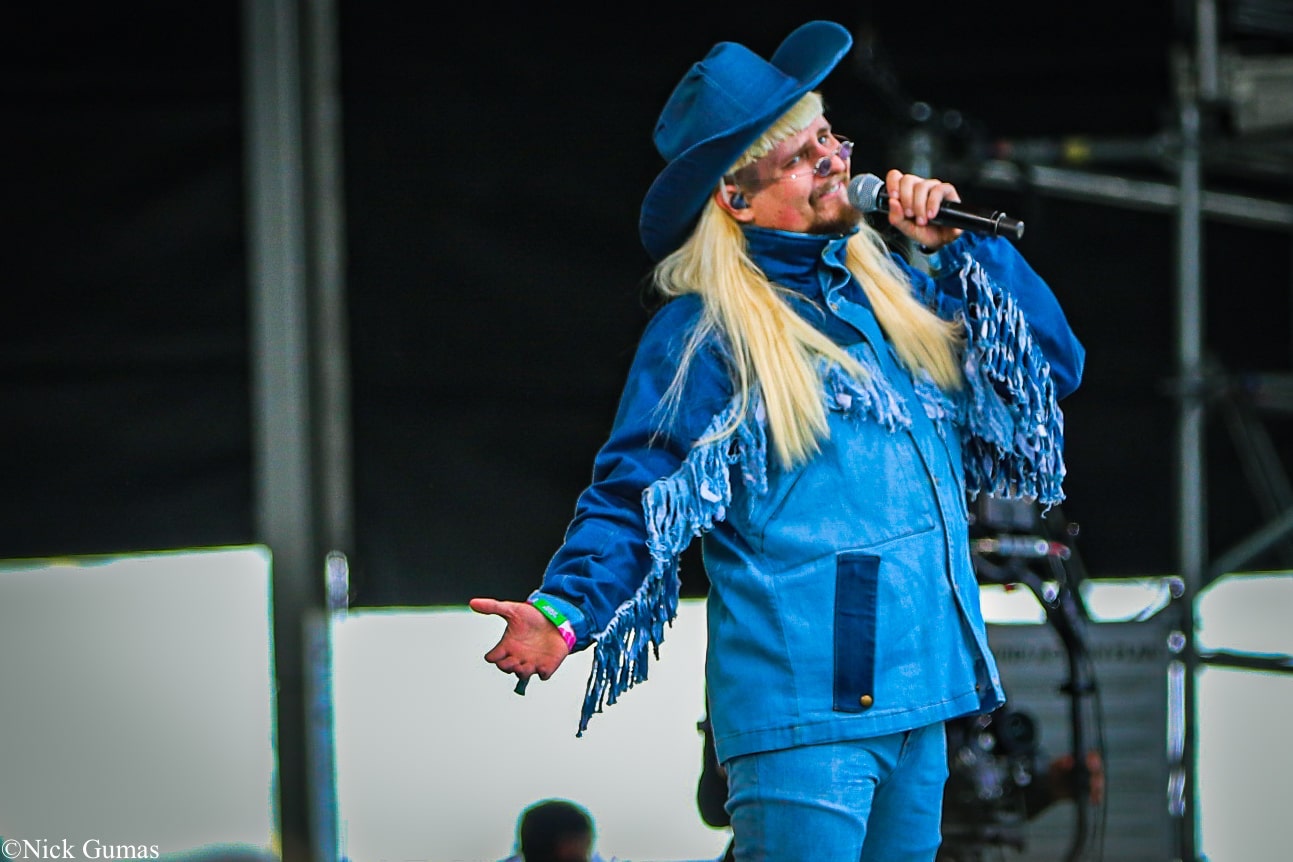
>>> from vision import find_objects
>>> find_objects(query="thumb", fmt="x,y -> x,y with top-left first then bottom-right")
469,597 -> 503,616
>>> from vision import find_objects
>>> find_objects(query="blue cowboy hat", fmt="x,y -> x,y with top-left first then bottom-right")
638,20 -> 853,261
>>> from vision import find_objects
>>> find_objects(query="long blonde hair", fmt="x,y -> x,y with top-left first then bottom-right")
651,92 -> 964,469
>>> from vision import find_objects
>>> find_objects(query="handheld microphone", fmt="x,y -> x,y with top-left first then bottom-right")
847,173 -> 1025,240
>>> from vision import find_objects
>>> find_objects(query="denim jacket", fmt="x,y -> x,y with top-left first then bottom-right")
532,228 -> 1084,761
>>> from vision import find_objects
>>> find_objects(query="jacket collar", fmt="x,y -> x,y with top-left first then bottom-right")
744,225 -> 856,301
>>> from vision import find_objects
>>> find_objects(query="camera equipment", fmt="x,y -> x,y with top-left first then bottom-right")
941,706 -> 1042,861
939,496 -> 1102,862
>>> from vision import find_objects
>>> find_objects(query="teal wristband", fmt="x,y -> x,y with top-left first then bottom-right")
531,597 -> 577,651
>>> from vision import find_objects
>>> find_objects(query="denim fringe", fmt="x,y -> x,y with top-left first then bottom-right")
822,353 -> 910,431
953,257 -> 1067,509
577,396 -> 769,735
911,370 -> 959,439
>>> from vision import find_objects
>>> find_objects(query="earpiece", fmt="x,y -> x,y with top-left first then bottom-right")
730,192 -> 749,210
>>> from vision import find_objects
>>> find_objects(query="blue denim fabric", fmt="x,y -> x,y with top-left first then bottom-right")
724,723 -> 949,862
701,298 -> 992,760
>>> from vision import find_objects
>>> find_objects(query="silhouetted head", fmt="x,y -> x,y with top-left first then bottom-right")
518,798 -> 595,862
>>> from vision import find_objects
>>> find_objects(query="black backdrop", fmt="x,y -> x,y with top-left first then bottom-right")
8,3 -> 1293,607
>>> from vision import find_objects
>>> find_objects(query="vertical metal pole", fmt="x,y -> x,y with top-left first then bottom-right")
303,0 -> 353,560
1177,84 -> 1206,618
300,2 -> 350,859
1194,0 -> 1220,103
242,0 -> 351,859
242,1 -> 315,853
1173,3 -> 1215,859
1173,94 -> 1204,862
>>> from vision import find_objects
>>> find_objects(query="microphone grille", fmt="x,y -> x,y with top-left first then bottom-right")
846,173 -> 885,213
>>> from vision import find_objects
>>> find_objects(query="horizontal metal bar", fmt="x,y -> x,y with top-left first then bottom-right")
1198,649 -> 1293,674
975,161 -> 1293,231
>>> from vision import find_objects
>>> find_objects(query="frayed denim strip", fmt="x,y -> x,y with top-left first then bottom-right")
577,395 -> 769,735
822,354 -> 911,431
952,256 -> 1067,508
911,369 -> 959,440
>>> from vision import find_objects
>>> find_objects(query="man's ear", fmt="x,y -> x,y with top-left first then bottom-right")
715,182 -> 755,221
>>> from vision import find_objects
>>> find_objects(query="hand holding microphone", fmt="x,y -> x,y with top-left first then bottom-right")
847,170 -> 1024,241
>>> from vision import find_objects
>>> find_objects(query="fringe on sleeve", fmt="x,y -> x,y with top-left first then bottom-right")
951,256 -> 1067,509
577,396 -> 769,735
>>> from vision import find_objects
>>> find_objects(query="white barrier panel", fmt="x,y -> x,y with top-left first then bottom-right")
331,600 -> 726,862
1195,573 -> 1293,862
0,548 -> 277,857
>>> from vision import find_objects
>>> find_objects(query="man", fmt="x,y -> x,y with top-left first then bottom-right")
471,19 -> 1084,861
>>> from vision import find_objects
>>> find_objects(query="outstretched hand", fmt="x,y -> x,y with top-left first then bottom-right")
469,597 -> 570,691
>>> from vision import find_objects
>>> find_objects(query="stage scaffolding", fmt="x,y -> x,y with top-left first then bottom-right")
963,3 -> 1293,859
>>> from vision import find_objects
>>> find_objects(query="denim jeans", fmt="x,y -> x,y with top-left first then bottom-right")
723,722 -> 949,862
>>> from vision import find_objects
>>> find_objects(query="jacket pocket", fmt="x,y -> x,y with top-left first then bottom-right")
833,551 -> 880,713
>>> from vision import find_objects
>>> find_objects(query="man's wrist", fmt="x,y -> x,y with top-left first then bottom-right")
531,597 -> 577,652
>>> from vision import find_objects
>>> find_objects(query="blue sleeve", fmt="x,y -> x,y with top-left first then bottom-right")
914,234 -> 1085,399
530,296 -> 732,649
